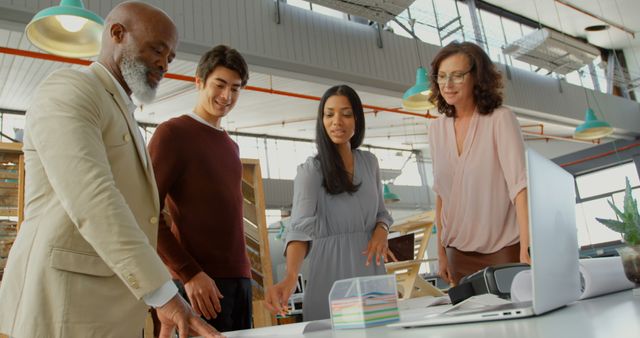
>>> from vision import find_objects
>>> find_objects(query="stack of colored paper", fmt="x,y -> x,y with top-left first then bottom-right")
329,275 -> 400,329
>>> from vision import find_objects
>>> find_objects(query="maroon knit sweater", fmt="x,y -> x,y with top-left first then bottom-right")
148,115 -> 251,282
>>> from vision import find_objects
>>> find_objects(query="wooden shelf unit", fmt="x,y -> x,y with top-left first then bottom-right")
241,158 -> 276,328
0,142 -> 24,284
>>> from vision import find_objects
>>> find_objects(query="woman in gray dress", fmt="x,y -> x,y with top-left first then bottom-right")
264,85 -> 394,321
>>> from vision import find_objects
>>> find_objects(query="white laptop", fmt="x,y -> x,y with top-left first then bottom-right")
388,148 -> 581,328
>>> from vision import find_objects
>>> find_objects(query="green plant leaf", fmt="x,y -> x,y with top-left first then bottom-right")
622,177 -> 640,235
596,217 -> 625,233
630,194 -> 639,211
597,177 -> 640,246
633,207 -> 640,233
623,177 -> 638,215
607,199 -> 626,221
624,230 -> 640,246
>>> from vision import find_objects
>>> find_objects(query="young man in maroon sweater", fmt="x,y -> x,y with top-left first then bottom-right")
148,45 -> 252,332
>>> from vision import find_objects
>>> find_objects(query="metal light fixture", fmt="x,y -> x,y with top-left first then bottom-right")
26,0 -> 104,58
574,108 -> 613,140
573,77 -> 613,140
402,18 -> 434,112
383,183 -> 400,204
402,67 -> 434,111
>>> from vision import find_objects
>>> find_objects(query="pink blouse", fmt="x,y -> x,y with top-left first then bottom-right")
429,106 -> 527,253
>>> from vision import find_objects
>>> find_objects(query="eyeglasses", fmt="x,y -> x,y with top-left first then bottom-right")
436,70 -> 472,85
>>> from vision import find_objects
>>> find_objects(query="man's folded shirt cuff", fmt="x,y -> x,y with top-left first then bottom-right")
143,280 -> 179,308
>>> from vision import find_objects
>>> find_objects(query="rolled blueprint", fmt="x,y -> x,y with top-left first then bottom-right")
578,256 -> 635,299
510,256 -> 635,302
510,269 -> 532,303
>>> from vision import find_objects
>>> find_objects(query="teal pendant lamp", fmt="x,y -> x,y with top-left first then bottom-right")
26,0 -> 104,58
402,18 -> 435,112
574,73 -> 613,141
574,108 -> 613,140
402,67 -> 435,111
383,184 -> 400,204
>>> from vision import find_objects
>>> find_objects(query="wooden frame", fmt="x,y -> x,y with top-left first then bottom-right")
385,211 -> 445,299
241,158 -> 276,327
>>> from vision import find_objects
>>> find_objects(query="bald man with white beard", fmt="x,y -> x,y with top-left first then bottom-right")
0,2 -> 222,337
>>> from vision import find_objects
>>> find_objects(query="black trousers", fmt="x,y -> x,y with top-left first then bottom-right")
175,277 -> 252,332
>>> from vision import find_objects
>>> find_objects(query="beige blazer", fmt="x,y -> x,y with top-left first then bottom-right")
0,63 -> 171,338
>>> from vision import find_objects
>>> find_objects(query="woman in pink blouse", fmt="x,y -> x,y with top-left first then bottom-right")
428,42 -> 531,285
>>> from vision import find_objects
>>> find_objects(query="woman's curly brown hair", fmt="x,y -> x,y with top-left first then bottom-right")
428,41 -> 503,117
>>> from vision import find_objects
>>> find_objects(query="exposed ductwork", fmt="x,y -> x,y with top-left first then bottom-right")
301,0 -> 415,24
502,28 -> 600,75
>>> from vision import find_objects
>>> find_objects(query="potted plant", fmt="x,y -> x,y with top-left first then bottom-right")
596,177 -> 640,294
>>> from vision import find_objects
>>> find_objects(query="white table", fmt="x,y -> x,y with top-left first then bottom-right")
300,290 -> 639,338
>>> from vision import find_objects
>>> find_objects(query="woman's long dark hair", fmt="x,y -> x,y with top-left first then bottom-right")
315,85 -> 365,195
428,41 -> 503,117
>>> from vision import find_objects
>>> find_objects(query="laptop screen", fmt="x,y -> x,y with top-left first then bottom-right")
526,148 -> 581,314
387,233 -> 415,262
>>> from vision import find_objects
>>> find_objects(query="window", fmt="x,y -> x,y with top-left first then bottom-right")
369,148 -> 422,187
141,126 -> 156,144
501,17 -> 533,70
512,24 -> 535,71
477,9 -> 504,62
574,162 -> 640,247
233,135 -> 317,180
564,71 -> 582,88
576,162 -> 639,200
284,0 -> 345,19
235,135 -> 270,178
310,3 -> 345,19
380,0 -> 604,94
406,0 -> 442,46
580,68 -> 596,90
394,159 -> 422,187
0,114 -> 25,143
386,17 -> 412,39
502,16 -> 524,45
592,56 -> 607,93
265,209 -> 284,226
414,21 -> 443,46
285,0 -> 311,11
421,159 -> 434,190
441,0 -> 467,45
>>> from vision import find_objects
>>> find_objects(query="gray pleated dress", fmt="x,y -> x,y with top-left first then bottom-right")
284,150 -> 394,321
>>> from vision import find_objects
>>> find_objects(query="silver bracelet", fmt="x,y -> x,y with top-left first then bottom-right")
377,222 -> 390,233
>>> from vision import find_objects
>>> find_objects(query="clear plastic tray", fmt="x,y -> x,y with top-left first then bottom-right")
328,274 -> 399,329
